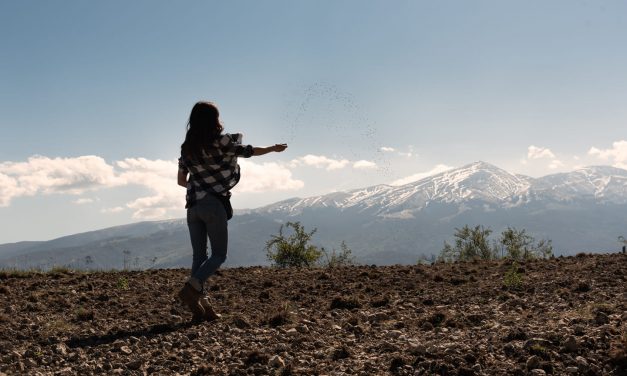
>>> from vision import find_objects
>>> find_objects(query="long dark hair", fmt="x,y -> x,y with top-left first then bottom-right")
181,101 -> 224,159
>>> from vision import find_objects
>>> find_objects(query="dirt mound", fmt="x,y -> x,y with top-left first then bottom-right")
1,253 -> 626,375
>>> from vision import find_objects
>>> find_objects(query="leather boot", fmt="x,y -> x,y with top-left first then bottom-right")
177,282 -> 205,320
199,296 -> 221,321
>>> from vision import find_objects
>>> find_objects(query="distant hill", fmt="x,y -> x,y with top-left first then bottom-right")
2,161 -> 626,269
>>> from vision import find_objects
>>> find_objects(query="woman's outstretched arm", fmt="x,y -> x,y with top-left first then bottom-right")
252,143 -> 288,156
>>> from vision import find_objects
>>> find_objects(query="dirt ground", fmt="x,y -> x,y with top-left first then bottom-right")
1,253 -> 626,375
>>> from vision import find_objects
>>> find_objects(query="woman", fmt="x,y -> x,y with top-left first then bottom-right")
177,101 -> 287,320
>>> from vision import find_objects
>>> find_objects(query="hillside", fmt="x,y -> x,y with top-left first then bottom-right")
1,253 -> 625,375
2,162 -> 627,270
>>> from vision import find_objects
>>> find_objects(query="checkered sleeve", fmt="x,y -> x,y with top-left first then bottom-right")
225,133 -> 254,158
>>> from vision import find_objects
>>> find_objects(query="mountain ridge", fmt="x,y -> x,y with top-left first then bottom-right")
2,161 -> 626,269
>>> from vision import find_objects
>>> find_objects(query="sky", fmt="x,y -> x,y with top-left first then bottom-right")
1,0 -> 627,243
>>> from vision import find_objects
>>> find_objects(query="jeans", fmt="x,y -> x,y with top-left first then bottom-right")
187,194 -> 228,286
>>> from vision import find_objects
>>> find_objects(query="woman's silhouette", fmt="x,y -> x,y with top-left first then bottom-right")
177,101 -> 287,320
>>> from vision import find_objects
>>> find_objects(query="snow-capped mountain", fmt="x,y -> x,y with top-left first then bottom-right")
531,165 -> 627,202
258,162 -> 627,217
2,162 -> 626,269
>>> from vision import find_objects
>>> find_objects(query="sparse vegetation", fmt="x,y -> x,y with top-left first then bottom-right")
265,222 -> 323,268
438,225 -> 495,262
438,225 -> 553,262
116,276 -> 129,290
321,241 -> 356,268
503,262 -> 524,290
500,227 -> 553,260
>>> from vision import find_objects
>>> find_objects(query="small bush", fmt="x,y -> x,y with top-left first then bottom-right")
504,262 -> 524,290
321,241 -> 356,268
116,277 -> 129,290
265,222 -> 323,268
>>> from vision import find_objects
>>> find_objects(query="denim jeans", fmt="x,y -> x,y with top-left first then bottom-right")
187,194 -> 228,286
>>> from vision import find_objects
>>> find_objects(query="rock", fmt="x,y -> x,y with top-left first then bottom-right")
24,358 -> 37,367
565,367 -> 579,373
269,355 -> 285,368
529,369 -> 546,376
286,328 -> 299,336
127,360 -> 142,370
119,346 -> 132,355
562,336 -> 578,353
54,343 -> 68,356
386,330 -> 403,339
526,355 -> 541,370
408,343 -> 426,355
573,325 -> 585,336
232,317 -> 251,329
10,351 -> 22,361
594,311 -> 609,325
367,312 -> 388,322
296,324 -> 309,334
575,356 -> 589,369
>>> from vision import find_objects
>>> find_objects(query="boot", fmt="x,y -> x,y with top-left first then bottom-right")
199,296 -> 221,321
177,282 -> 205,320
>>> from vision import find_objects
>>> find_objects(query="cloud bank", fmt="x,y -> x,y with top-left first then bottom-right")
289,154 -> 378,171
589,140 -> 627,169
0,155 -> 303,219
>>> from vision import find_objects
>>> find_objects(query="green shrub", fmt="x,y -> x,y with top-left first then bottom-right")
439,225 -> 553,262
265,222 -> 323,268
116,276 -> 129,290
438,225 -> 496,262
504,262 -> 524,289
321,241 -> 356,268
500,227 -> 552,260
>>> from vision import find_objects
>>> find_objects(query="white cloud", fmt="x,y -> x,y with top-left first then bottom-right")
548,159 -> 564,169
290,155 -> 350,170
353,160 -> 377,169
101,206 -> 125,214
114,157 -> 184,219
379,147 -> 395,152
390,164 -> 453,186
0,172 -> 19,207
73,198 -> 95,205
0,155 -> 120,199
588,140 -> 627,169
0,155 -> 305,219
235,160 -> 304,193
527,145 -> 556,160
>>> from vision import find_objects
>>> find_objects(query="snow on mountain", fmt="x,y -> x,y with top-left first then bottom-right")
532,166 -> 627,202
257,162 -> 627,217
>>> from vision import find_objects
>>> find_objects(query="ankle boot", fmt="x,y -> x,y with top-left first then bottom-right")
199,296 -> 221,321
177,282 -> 205,320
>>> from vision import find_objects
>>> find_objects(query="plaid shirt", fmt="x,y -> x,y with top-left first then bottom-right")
178,133 -> 253,208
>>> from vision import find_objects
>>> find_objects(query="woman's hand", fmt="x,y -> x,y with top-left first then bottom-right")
252,144 -> 288,156
272,143 -> 288,152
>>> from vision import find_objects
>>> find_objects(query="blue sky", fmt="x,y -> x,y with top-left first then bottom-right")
1,0 -> 627,243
